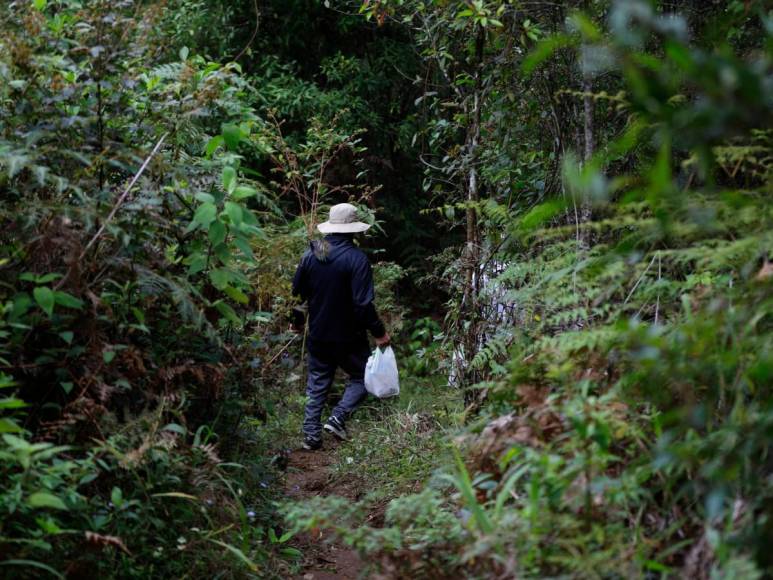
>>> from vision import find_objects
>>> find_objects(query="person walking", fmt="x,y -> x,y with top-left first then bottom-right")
291,203 -> 391,450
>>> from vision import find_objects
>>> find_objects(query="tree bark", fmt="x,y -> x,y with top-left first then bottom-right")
577,69 -> 594,251
461,26 -> 485,406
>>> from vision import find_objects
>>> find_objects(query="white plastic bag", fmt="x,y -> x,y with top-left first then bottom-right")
364,346 -> 400,398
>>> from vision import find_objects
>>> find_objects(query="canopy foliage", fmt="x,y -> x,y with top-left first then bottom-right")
0,0 -> 771,578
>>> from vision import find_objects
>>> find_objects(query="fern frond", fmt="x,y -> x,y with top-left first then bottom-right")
132,265 -> 220,343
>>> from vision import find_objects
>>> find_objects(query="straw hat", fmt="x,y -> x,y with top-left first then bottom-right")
317,203 -> 371,234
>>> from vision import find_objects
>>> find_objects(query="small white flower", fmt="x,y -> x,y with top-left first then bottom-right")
346,456 -> 354,464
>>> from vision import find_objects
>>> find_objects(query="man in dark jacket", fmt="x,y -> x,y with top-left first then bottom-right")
292,203 -> 390,450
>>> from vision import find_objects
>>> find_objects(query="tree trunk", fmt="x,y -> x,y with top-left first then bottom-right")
577,69 -> 594,251
582,76 -> 595,164
461,26 -> 485,406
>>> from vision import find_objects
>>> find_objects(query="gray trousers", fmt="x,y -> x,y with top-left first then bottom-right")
303,340 -> 370,439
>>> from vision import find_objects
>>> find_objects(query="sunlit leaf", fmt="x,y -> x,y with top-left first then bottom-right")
222,124 -> 243,151
205,135 -> 224,157
232,186 -> 257,200
222,166 -> 237,194
223,285 -> 249,304
28,492 -> 68,511
193,202 -> 217,228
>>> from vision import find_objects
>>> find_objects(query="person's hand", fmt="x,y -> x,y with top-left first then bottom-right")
374,332 -> 391,348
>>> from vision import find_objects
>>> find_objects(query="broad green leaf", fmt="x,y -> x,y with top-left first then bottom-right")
232,186 -> 257,200
241,206 -> 259,224
517,200 -> 566,234
208,220 -> 227,246
233,237 -> 254,261
0,374 -> 17,388
0,418 -> 22,433
238,224 -> 264,239
195,192 -> 215,203
37,517 -> 62,534
33,287 -> 55,316
205,135 -> 224,157
193,202 -> 217,228
214,301 -> 241,325
0,398 -> 27,409
183,220 -> 199,235
111,486 -> 123,508
33,0 -> 47,10
27,492 -> 68,511
2,434 -> 30,449
222,166 -> 237,194
213,243 -> 232,264
59,331 -> 74,344
20,272 -> 60,284
222,124 -> 243,151
54,291 -> 83,310
209,268 -> 231,290
229,269 -> 249,286
223,286 -> 249,304
80,473 -> 98,485
60,382 -> 74,394
103,350 -> 116,364
281,547 -> 303,558
224,202 -> 243,226
187,253 -> 207,275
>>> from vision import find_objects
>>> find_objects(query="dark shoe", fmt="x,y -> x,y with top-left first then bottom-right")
323,416 -> 347,440
302,435 -> 322,450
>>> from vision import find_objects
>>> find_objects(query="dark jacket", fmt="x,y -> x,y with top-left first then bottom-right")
292,234 -> 386,343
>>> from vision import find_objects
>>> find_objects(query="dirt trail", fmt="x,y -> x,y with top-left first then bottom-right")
285,443 -> 364,580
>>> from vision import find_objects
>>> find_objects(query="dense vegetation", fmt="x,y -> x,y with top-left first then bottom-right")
0,0 -> 770,578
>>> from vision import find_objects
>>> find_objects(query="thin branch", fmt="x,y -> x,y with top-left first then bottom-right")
232,0 -> 260,63
80,132 -> 168,260
623,252 -> 658,306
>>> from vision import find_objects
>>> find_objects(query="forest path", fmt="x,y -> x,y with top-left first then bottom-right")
285,442 -> 366,580
276,373 -> 457,578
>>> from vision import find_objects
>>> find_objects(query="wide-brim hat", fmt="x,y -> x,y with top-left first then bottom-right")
317,203 -> 371,234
